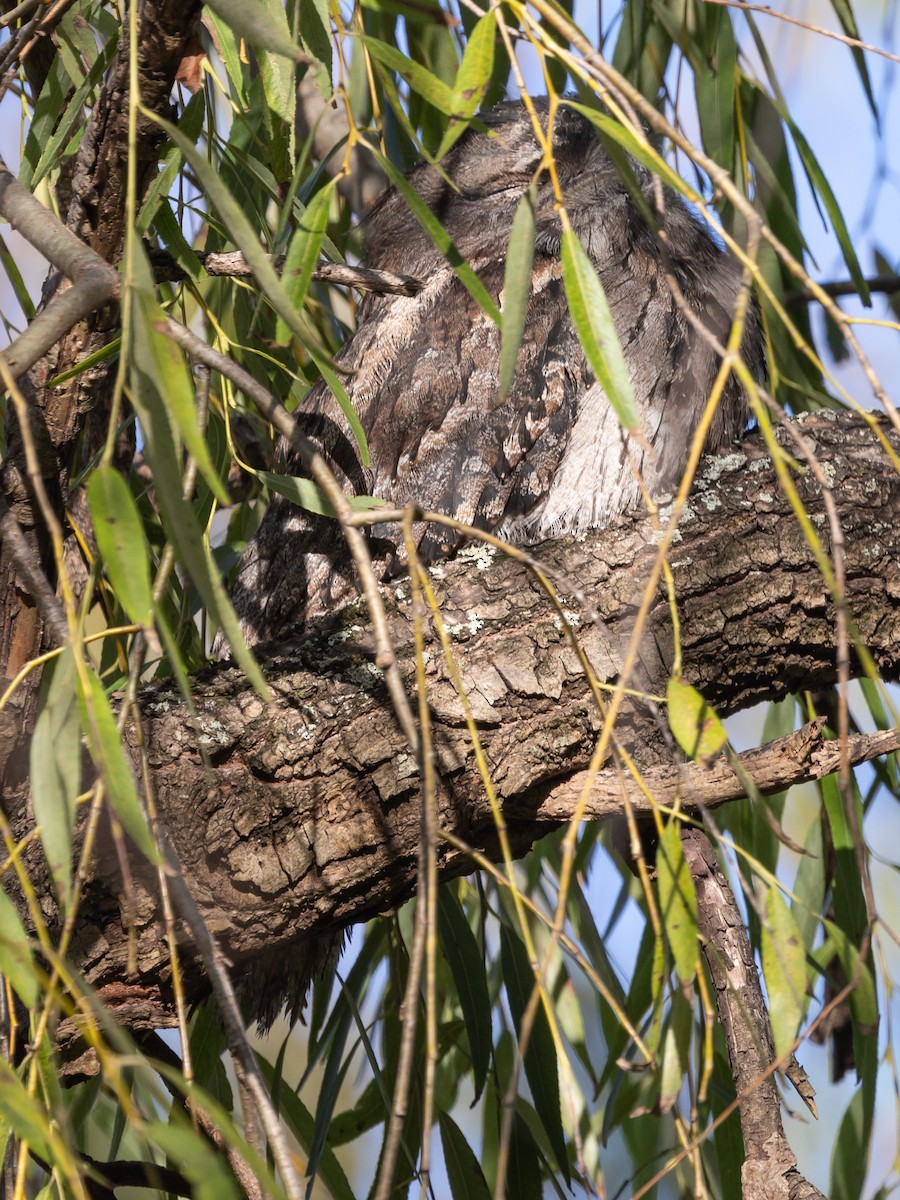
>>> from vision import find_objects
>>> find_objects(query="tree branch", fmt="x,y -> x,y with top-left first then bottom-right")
7,409 -> 894,1066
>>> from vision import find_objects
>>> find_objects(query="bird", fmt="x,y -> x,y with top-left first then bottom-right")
231,98 -> 762,649
228,100 -> 764,1026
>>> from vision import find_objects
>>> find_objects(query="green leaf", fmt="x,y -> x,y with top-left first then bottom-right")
0,1064 -> 53,1161
0,887 -> 39,1008
439,1111 -> 492,1200
783,113 -> 870,306
827,0 -> 877,119
830,1087 -> 870,1200
257,470 -> 383,516
498,187 -> 535,401
275,182 -> 335,345
256,1056 -> 356,1200
78,672 -> 160,864
437,886 -> 492,1101
694,13 -> 737,170
205,0 -> 306,62
656,821 -> 698,984
298,0 -> 333,95
362,36 -> 456,114
506,1110 -> 543,1200
666,675 -> 727,760
141,1123 -> 239,1200
88,467 -> 154,628
30,646 -> 81,907
760,887 -> 806,1059
127,261 -> 268,697
560,225 -> 639,430
436,11 -> 497,157
131,248 -> 229,508
658,987 -> 693,1114
371,148 -> 502,327
499,924 -> 569,1184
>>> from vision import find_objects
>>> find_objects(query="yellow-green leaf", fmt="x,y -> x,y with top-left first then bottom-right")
205,0 -> 305,62
667,675 -> 727,760
361,36 -> 456,114
498,186 -> 535,401
560,225 -> 639,430
88,467 -> 154,628
275,182 -> 335,346
436,12 -> 497,158
30,646 -> 80,907
761,887 -> 806,1059
0,887 -> 39,1008
257,470 -> 384,516
130,246 -> 229,508
656,820 -> 699,984
659,987 -> 693,1113
78,672 -> 160,864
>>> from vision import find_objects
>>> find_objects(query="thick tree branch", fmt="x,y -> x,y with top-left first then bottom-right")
8,409 -> 894,1065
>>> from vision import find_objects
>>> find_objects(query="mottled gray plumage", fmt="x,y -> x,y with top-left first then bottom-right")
234,99 -> 762,646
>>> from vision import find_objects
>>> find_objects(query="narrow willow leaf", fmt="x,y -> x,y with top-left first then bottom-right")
127,303 -> 268,695
827,0 -> 877,118
437,886 -> 492,1101
498,187 -> 535,401
30,41 -> 115,188
440,1111 -> 492,1200
140,1124 -> 239,1200
188,1002 -> 233,1111
667,675 -> 727,760
694,14 -> 737,170
205,0 -> 305,62
131,246 -> 229,507
257,470 -> 383,516
499,924 -> 570,1184
784,114 -> 870,305
0,1066 -> 53,1161
88,467 -> 154,628
436,11 -> 497,157
0,888 -> 39,1008
256,1056 -> 355,1200
564,101 -> 692,199
361,36 -> 456,115
275,181 -> 334,345
78,672 -> 160,864
656,821 -> 699,985
150,113 -> 368,462
298,0 -> 332,95
658,988 -> 693,1114
453,11 -> 495,112
560,226 -> 639,430
830,1088 -> 870,1200
373,149 -> 501,327
30,646 -> 80,907
760,887 -> 806,1059
506,1111 -> 543,1200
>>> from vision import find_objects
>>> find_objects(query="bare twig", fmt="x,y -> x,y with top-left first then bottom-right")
786,274 -> 900,304
160,847 -> 305,1200
682,830 -> 827,1200
527,719 -> 900,823
0,491 -> 68,645
147,247 -> 423,296
702,0 -> 900,66
0,161 -> 120,382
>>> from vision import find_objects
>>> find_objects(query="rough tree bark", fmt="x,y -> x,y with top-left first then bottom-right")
3,408 -> 891,1072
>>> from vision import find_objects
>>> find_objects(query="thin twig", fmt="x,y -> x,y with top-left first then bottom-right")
148,248 -> 423,296
0,491 -> 68,645
703,0 -> 900,66
161,848 -> 306,1200
0,160 -> 120,382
